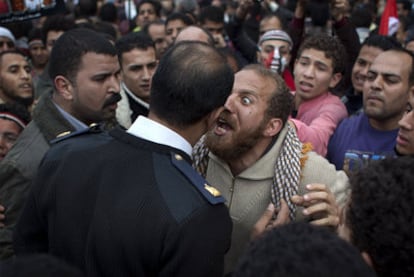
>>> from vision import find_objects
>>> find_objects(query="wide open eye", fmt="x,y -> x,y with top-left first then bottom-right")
241,96 -> 252,105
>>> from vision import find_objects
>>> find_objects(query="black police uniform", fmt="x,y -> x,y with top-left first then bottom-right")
14,126 -> 232,277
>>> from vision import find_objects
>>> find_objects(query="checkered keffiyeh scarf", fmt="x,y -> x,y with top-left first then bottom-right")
192,124 -> 306,220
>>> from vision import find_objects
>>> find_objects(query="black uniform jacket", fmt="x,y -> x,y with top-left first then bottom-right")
14,127 -> 232,277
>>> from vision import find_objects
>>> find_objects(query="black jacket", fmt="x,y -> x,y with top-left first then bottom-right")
14,128 -> 232,277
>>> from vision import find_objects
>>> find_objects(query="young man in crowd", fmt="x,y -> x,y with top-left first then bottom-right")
327,48 -> 412,174
115,32 -> 157,128
0,50 -> 33,109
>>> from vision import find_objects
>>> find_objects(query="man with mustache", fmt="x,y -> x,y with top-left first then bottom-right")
340,35 -> 401,116
14,41 -> 233,276
193,64 -> 348,275
0,50 -> 34,109
0,28 -> 121,260
327,48 -> 412,174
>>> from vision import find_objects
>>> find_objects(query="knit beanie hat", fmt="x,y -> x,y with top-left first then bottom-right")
0,27 -> 16,43
258,30 -> 292,47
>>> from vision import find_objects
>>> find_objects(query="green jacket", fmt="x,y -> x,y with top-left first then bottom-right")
0,93 -> 75,260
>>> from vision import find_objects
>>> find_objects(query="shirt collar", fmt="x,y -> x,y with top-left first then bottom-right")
127,116 -> 192,157
53,101 -> 88,131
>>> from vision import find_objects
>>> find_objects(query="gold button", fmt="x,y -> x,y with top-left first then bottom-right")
175,154 -> 183,160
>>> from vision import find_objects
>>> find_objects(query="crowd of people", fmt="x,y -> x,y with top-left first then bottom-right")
0,0 -> 414,276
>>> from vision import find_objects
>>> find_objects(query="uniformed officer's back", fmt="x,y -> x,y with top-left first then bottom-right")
14,41 -> 235,276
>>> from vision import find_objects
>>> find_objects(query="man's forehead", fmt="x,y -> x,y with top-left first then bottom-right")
123,47 -> 155,57
0,118 -> 21,132
1,53 -> 26,65
234,70 -> 274,91
140,3 -> 155,11
166,19 -> 185,28
79,52 -> 119,70
299,48 -> 333,66
371,51 -> 409,71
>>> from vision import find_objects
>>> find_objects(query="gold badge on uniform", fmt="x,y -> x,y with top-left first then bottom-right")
56,131 -> 71,138
204,184 -> 221,197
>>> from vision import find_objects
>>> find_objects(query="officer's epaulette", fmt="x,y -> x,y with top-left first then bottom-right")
170,152 -> 226,205
51,123 -> 103,144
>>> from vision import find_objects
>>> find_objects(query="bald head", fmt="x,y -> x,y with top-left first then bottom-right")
174,26 -> 214,46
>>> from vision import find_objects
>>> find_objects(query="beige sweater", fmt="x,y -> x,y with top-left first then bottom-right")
206,125 -> 349,274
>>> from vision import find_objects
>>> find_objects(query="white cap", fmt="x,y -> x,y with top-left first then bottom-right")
0,26 -> 16,43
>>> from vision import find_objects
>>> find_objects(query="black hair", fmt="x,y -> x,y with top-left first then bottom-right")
346,157 -> 414,277
261,12 -> 289,31
27,27 -> 43,43
198,6 -> 224,24
165,12 -> 193,26
150,41 -> 234,127
297,34 -> 347,75
99,2 -> 118,23
137,0 -> 162,17
234,222 -> 376,277
397,0 -> 412,11
350,4 -> 373,28
362,34 -> 402,49
93,21 -> 118,42
0,50 -> 27,65
41,15 -> 76,45
115,31 -> 154,64
0,102 -> 31,127
76,0 -> 98,17
48,28 -> 117,84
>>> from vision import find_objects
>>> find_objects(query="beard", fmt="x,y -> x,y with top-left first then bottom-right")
205,118 -> 267,162
1,86 -> 34,107
14,96 -> 34,107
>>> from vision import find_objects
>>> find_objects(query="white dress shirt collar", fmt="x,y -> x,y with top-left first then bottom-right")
127,116 -> 192,157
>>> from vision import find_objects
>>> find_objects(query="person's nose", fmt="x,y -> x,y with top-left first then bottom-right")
223,93 -> 236,112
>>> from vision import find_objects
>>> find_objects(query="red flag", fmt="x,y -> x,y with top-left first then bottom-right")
379,0 -> 399,36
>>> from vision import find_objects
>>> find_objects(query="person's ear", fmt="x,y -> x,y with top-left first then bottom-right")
54,75 -> 74,101
361,251 -> 374,269
263,118 -> 283,137
329,72 -> 342,88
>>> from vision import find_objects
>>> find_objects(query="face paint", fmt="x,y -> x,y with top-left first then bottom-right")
264,47 -> 287,74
